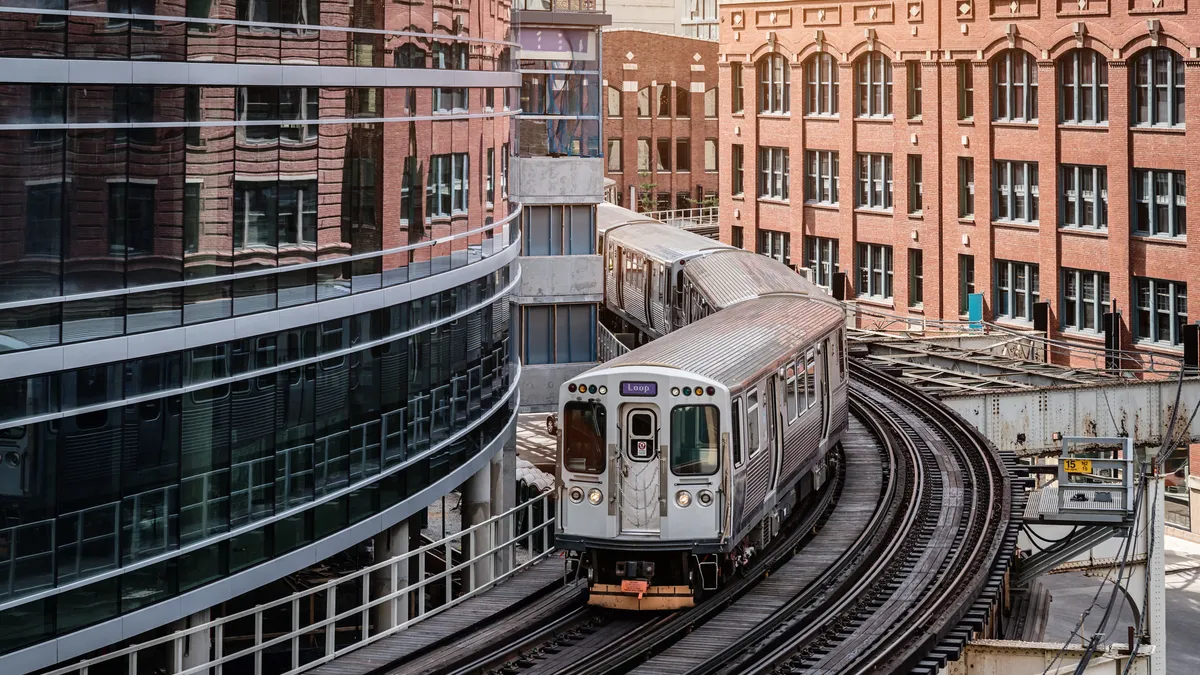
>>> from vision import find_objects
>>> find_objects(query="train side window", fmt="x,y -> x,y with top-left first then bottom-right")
731,397 -> 744,467
785,364 -> 798,422
805,350 -> 817,409
745,388 -> 759,456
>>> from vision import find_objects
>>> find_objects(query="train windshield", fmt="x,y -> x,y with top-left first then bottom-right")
563,401 -> 607,474
670,405 -> 720,476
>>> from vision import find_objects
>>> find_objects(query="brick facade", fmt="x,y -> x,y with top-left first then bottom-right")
603,29 -> 720,211
718,1 -> 1200,367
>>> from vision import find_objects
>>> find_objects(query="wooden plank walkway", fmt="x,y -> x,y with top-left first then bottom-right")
310,559 -> 568,675
628,417 -> 885,674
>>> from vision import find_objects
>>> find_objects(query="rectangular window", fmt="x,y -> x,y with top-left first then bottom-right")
958,157 -> 975,218
758,147 -> 790,201
1060,165 -> 1107,230
607,138 -> 622,173
555,304 -> 597,363
278,87 -> 318,144
704,86 -> 718,118
732,62 -> 744,113
184,182 -> 200,254
657,83 -> 670,117
906,61 -> 922,119
1133,169 -> 1186,237
523,306 -> 553,365
426,153 -> 468,218
958,254 -> 975,314
637,138 -> 650,172
994,259 -> 1040,321
958,61 -> 974,120
26,183 -> 62,255
501,143 -> 509,198
277,180 -> 318,245
522,205 -> 596,256
804,236 -> 839,288
704,139 -> 718,172
855,53 -> 893,118
1134,276 -> 1187,346
856,243 -> 893,300
804,150 -> 839,205
675,191 -> 691,210
855,153 -> 893,210
993,160 -> 1039,223
108,182 -> 155,256
656,192 -> 671,211
757,229 -> 790,266
907,249 -> 923,308
676,138 -> 691,173
731,226 -> 744,249
675,85 -> 690,117
1061,268 -> 1110,333
656,137 -> 672,171
907,154 -> 923,214
732,144 -> 745,195
486,148 -> 495,204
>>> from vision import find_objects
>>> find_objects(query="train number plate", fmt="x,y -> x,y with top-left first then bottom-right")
620,579 -> 649,593
1063,459 -> 1092,474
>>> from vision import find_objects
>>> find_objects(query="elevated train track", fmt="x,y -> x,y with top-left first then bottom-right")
370,364 -> 1018,675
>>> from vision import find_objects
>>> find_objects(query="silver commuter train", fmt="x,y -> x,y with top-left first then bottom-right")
557,204 -> 849,610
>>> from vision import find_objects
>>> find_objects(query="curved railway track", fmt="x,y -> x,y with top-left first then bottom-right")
385,364 -> 1017,675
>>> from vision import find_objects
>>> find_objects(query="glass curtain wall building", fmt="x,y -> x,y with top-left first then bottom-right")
0,0 -> 520,668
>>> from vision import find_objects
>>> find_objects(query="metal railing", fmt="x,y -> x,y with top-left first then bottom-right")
45,492 -> 557,675
516,0 -> 605,12
598,323 -> 630,363
642,206 -> 718,230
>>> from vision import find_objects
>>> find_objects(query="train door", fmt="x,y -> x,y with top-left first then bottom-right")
769,374 -> 784,494
615,246 -> 625,309
820,339 -> 832,439
619,405 -> 661,535
642,259 -> 653,328
673,270 -> 685,330
730,396 -> 746,530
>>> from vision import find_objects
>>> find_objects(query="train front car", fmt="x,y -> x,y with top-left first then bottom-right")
556,367 -> 729,610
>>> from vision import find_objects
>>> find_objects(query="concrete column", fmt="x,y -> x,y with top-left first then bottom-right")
464,461 -> 495,587
171,608 -> 211,675
496,430 -> 518,573
370,520 -> 410,635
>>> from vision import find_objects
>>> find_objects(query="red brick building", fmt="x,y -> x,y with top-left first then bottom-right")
603,29 -> 720,211
718,1 -> 1200,366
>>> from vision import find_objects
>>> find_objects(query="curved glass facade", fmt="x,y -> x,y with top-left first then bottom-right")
0,0 -> 521,663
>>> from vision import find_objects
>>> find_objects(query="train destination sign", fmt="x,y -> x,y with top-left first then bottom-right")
620,381 -> 658,397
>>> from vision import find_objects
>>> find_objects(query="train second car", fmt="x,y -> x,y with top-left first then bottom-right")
556,295 -> 848,610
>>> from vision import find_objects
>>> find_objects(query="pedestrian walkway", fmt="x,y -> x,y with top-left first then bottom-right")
310,559 -> 567,675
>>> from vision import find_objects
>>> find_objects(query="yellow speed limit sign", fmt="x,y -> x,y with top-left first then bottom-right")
1063,458 -> 1093,474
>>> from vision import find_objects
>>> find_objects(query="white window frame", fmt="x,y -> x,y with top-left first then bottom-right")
856,243 -> 893,300
804,150 -> 839,205
993,160 -> 1039,224
1134,276 -> 1188,346
994,259 -> 1040,321
1060,49 -> 1108,125
1133,168 -> 1186,238
1060,164 -> 1107,230
856,153 -> 893,211
993,50 -> 1038,123
1061,268 -> 1110,333
855,53 -> 893,118
804,53 -> 838,116
758,54 -> 790,114
1133,48 -> 1185,128
758,146 -> 789,201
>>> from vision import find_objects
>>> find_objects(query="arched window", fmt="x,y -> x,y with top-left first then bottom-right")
804,53 -> 838,116
607,85 -> 621,117
992,49 -> 1038,122
757,54 -> 790,114
855,53 -> 892,117
1132,47 -> 1184,128
1059,49 -> 1107,124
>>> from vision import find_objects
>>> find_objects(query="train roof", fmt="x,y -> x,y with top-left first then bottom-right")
596,202 -> 657,234
684,249 -> 829,310
592,295 -> 845,389
604,219 -> 731,263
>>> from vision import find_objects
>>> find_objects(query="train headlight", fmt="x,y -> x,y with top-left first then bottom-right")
598,386 -> 607,395
675,490 -> 692,508
698,490 -> 714,506
587,488 -> 604,505
671,387 -> 680,397
569,487 -> 584,503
